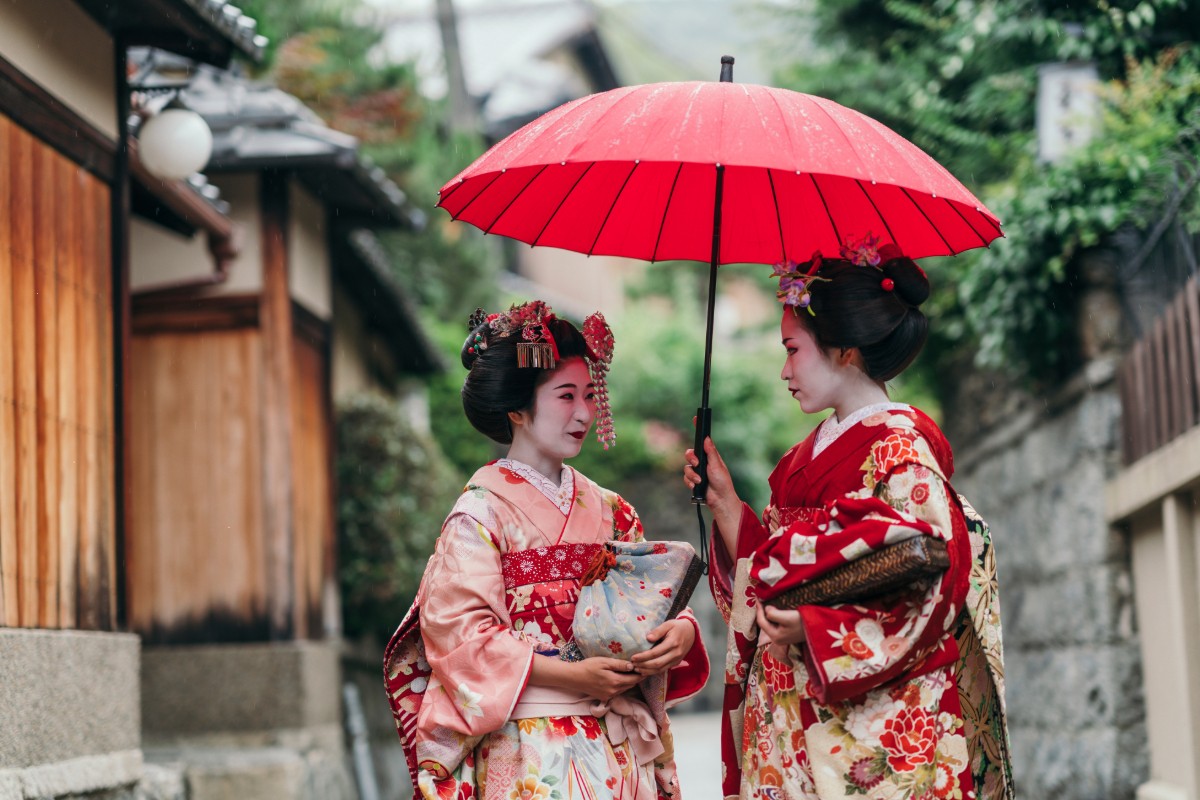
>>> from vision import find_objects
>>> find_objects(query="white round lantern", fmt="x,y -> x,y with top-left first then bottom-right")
138,106 -> 213,181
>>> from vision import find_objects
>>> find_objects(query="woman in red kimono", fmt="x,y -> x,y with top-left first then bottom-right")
386,301 -> 709,800
684,238 -> 1010,800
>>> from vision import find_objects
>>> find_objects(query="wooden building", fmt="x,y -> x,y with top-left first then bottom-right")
0,4 -> 437,798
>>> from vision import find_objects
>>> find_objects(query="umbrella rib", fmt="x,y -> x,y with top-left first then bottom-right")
946,198 -> 992,248
854,179 -> 899,249
767,169 -> 787,263
532,162 -> 595,248
651,163 -> 685,263
484,164 -> 550,235
449,171 -> 505,220
588,161 -> 639,257
900,187 -> 954,254
808,173 -> 842,245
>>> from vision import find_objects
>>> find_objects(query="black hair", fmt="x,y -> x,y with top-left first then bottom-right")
797,254 -> 931,382
460,316 -> 593,444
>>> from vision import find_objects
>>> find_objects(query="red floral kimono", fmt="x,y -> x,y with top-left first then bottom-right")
385,460 -> 710,800
709,403 -> 1011,800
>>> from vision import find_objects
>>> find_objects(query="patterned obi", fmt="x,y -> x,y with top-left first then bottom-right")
500,542 -> 603,653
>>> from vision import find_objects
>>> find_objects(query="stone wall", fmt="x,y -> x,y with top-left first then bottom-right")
951,359 -> 1148,799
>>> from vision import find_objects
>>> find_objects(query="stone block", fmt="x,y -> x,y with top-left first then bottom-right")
0,630 -> 140,770
1004,643 -> 1144,729
144,744 -> 355,800
1002,565 -> 1125,647
183,748 -> 306,800
1011,724 -> 1148,800
141,641 -> 341,740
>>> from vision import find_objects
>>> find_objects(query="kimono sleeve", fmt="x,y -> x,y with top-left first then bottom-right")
418,510 -> 535,736
769,449 -> 969,704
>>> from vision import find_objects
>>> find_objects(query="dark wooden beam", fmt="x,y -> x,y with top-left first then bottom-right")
260,170 -> 296,641
131,293 -> 260,335
292,301 -> 330,350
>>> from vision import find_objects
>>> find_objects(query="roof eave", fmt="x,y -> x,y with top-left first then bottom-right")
75,0 -> 267,66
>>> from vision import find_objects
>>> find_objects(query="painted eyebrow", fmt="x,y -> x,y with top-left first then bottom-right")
551,382 -> 596,390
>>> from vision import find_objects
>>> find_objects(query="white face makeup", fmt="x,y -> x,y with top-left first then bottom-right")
508,357 -> 596,472
779,310 -> 853,416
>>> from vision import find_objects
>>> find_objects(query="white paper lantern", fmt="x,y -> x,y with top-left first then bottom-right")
138,106 -> 213,181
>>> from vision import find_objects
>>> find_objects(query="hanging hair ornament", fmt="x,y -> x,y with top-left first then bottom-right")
517,321 -> 557,368
582,312 -> 616,449
772,251 -> 830,315
483,300 -> 561,368
465,307 -> 489,357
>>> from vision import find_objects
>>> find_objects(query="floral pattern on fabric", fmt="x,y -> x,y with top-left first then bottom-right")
385,461 -> 709,800
707,406 -> 1011,800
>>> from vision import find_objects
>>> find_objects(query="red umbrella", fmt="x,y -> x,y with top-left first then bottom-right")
438,57 -> 1001,500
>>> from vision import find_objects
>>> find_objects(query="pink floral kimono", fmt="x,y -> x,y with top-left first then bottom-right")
710,403 -> 1011,800
386,459 -> 710,800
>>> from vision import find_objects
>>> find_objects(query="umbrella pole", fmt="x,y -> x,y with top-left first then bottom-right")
691,164 -> 725,506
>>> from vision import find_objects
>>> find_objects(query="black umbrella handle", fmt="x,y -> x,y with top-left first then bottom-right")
691,406 -> 713,504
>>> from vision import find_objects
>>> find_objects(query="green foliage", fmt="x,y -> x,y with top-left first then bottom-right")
238,0 -> 499,322
335,394 -> 462,641
961,46 -> 1200,380
774,0 -> 1200,387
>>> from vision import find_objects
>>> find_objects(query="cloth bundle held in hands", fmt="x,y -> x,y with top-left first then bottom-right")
568,540 -> 704,660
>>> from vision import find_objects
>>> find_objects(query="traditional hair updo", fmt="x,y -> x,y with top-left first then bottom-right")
800,252 -> 931,382
460,316 -> 592,445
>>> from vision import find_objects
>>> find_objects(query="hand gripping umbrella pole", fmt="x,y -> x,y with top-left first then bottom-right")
689,55 -> 735,570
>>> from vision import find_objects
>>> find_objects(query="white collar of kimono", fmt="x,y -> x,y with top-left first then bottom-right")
496,458 -> 576,515
813,400 -> 912,458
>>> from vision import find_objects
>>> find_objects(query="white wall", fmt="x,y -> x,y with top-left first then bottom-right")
288,183 -> 332,320
129,173 -> 263,296
0,0 -> 116,138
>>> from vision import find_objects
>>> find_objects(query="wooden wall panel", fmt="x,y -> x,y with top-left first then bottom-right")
0,115 -> 18,627
0,114 -> 114,630
33,143 -> 59,628
93,173 -> 115,628
55,155 -> 78,629
11,120 -> 39,627
1121,278 -> 1200,464
291,334 -> 332,639
128,329 -> 269,642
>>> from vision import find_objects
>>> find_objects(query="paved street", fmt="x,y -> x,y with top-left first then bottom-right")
671,711 -> 723,799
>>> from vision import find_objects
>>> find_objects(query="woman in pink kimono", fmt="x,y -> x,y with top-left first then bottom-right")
684,239 -> 1011,800
386,301 -> 710,800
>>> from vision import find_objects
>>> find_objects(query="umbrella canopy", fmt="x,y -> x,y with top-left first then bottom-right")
437,59 -> 1001,506
438,79 -> 1002,263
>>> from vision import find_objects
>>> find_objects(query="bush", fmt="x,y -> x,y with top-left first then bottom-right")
336,394 -> 463,641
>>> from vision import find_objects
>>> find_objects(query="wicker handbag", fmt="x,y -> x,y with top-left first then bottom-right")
766,535 -> 949,609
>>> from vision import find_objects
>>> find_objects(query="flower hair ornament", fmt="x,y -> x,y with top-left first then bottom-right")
467,300 -> 561,368
582,312 -> 616,449
840,232 -> 906,293
772,251 -> 830,315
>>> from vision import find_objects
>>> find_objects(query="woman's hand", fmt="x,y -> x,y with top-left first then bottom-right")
629,618 -> 696,676
572,657 -> 644,701
755,601 -> 806,646
684,436 -> 742,551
